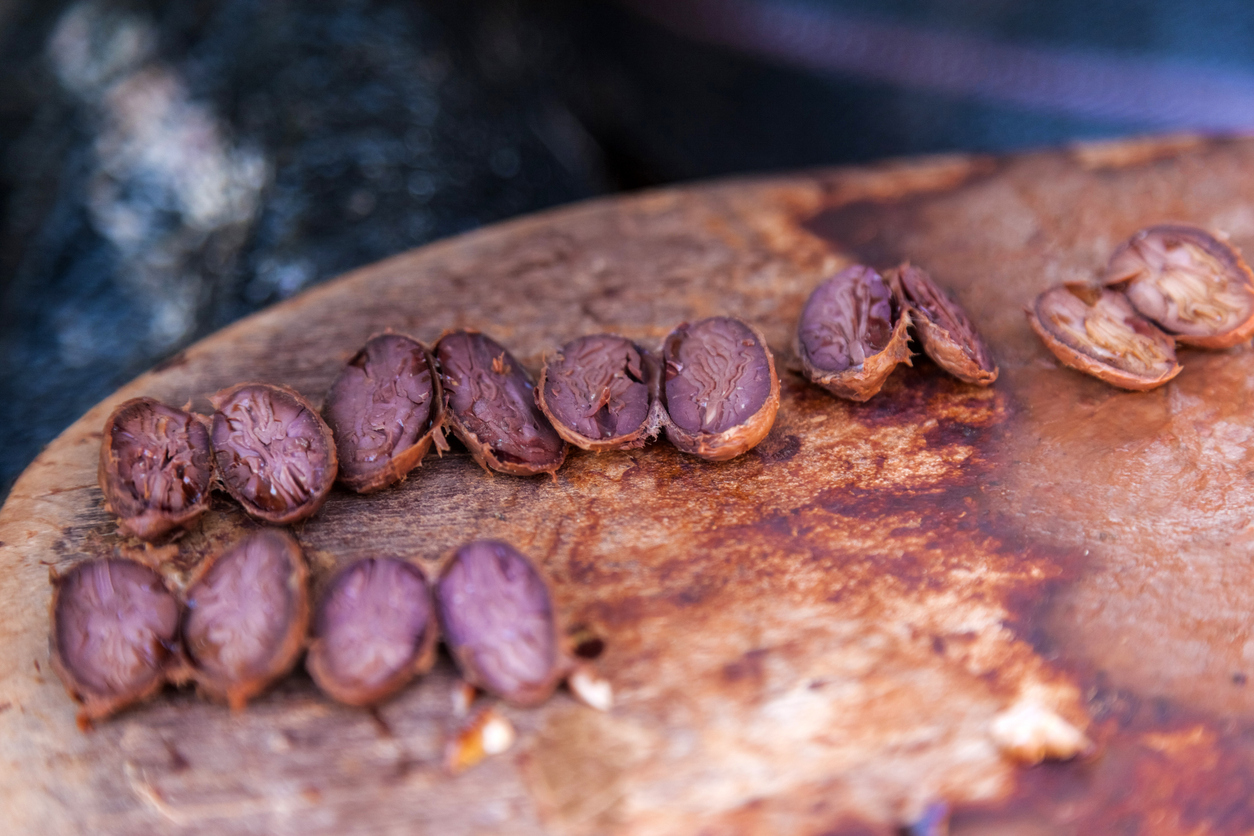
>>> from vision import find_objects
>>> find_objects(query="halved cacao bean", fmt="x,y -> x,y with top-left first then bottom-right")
1027,283 -> 1182,391
1104,224 -> 1254,349
98,397 -> 214,540
435,540 -> 567,707
435,330 -> 567,476
892,263 -> 998,385
537,333 -> 662,451
323,333 -> 446,493
50,558 -> 181,724
306,557 -> 438,706
660,316 -> 780,461
210,383 -> 337,524
182,528 -> 309,709
796,265 -> 913,401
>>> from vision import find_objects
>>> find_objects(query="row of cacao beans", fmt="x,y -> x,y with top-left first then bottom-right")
102,263 -> 999,544
50,532 -> 593,726
98,318 -> 786,543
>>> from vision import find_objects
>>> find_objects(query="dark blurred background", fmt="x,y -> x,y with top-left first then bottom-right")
4,0 -> 1254,499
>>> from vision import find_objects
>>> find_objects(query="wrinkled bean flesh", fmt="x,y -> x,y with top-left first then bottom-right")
99,398 -> 214,540
797,265 -> 913,401
661,316 -> 779,461
437,330 -> 566,476
307,557 -> 437,706
435,540 -> 563,706
895,263 -> 998,385
1028,283 -> 1181,390
51,559 -> 180,722
1104,224 -> 1254,348
324,334 -> 443,492
183,529 -> 309,709
211,383 -> 337,524
538,334 -> 659,450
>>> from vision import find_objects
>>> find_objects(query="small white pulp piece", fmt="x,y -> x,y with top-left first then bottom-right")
567,666 -> 613,712
480,713 -> 516,755
990,698 -> 1093,764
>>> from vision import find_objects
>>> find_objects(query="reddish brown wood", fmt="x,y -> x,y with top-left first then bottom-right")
4,135 -> 1254,835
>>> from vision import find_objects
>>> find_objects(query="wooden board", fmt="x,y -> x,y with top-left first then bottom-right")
4,134 -> 1254,835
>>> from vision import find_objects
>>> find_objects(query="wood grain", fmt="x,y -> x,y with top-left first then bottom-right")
4,134 -> 1254,835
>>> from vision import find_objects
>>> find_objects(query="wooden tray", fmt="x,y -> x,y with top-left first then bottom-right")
3,134 -> 1253,835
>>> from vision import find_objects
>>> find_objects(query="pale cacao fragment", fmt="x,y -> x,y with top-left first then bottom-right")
1104,224 -> 1254,349
1027,283 -> 1182,391
796,265 -> 913,401
537,333 -> 662,451
98,398 -> 213,540
660,316 -> 779,461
